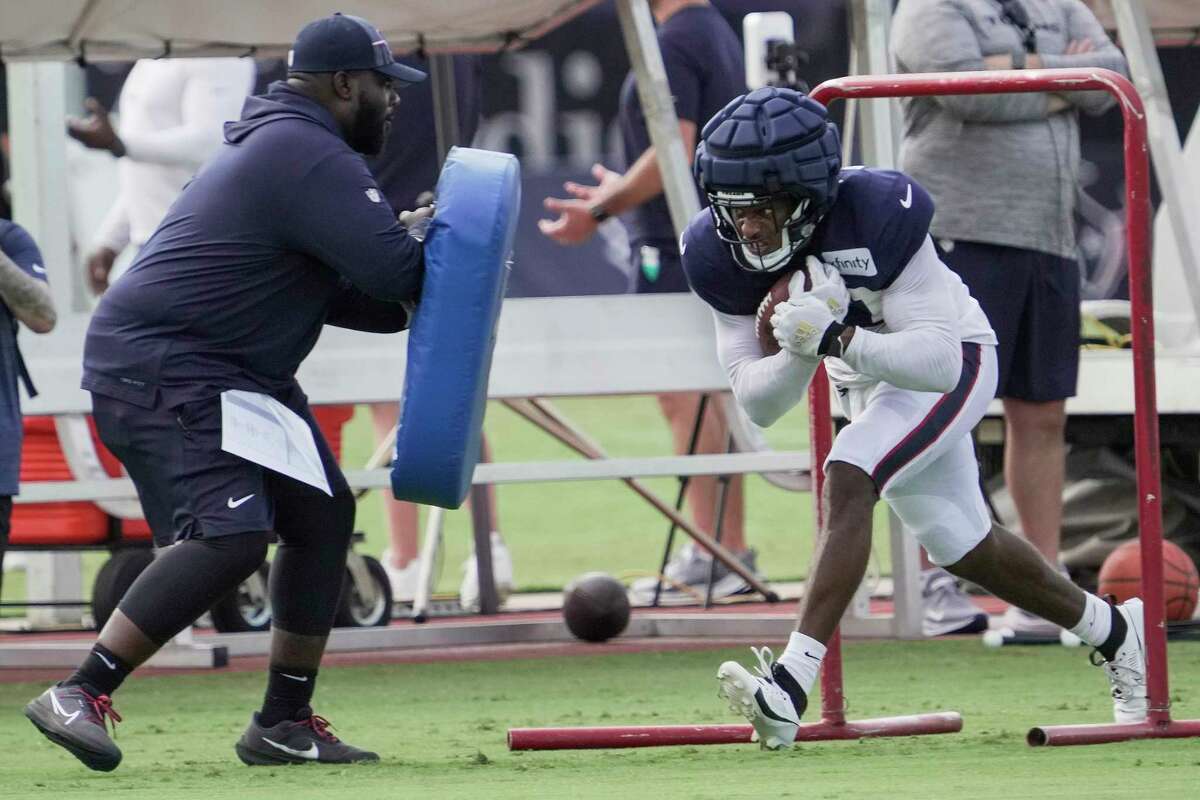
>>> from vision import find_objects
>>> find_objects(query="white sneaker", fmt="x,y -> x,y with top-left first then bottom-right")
717,647 -> 805,750
921,568 -> 988,637
380,549 -> 420,603
459,532 -> 514,612
631,544 -> 763,601
1099,598 -> 1147,723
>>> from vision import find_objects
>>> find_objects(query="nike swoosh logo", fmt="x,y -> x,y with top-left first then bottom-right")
31,263 -> 46,274
97,652 -> 117,670
262,737 -> 319,760
279,673 -> 309,682
49,691 -> 81,725
899,184 -> 912,209
803,651 -> 822,661
754,688 -> 797,725
227,494 -> 255,509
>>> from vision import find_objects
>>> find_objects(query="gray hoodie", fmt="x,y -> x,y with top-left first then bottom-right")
891,0 -> 1127,258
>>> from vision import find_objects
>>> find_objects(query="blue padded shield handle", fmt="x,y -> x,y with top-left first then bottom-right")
390,147 -> 520,507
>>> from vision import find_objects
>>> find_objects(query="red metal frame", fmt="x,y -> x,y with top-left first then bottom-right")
811,68 -> 1200,746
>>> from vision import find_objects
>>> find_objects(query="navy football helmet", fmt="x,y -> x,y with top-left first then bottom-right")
694,87 -> 841,272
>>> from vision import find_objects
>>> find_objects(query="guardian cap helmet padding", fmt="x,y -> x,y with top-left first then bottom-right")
694,87 -> 841,272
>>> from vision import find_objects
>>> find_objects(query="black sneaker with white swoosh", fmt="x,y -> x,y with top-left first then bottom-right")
235,707 -> 379,765
24,683 -> 123,771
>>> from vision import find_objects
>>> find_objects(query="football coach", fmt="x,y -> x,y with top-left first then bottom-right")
26,13 -> 428,769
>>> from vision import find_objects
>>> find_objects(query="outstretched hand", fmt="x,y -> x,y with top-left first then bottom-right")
85,246 -> 118,296
67,98 -> 125,156
538,163 -> 620,246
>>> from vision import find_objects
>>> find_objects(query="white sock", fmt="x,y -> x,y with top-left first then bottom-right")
1069,592 -> 1113,648
776,631 -> 826,695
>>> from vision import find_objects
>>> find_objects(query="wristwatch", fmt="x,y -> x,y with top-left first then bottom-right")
588,205 -> 611,223
1011,49 -> 1026,69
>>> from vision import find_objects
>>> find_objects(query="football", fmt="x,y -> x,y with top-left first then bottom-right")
562,572 -> 631,642
755,267 -> 811,356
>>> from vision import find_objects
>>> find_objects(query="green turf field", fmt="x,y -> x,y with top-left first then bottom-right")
4,395 -> 894,611
3,640 -> 1199,798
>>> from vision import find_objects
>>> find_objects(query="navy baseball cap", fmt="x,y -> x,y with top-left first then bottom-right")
288,13 -> 427,85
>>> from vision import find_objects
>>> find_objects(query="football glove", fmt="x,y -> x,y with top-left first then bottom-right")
400,204 -> 435,242
799,255 -> 850,323
771,295 -> 846,359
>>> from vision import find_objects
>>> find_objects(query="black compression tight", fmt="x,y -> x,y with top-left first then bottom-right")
268,488 -> 356,636
119,531 -> 271,645
118,487 -> 355,643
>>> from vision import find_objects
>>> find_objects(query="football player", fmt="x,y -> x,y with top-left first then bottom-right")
680,87 -> 1146,750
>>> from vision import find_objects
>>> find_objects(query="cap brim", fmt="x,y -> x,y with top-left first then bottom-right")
375,62 -> 427,85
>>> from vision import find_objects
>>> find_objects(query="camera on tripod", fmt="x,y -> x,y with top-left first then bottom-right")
764,39 -> 809,92
744,12 -> 809,92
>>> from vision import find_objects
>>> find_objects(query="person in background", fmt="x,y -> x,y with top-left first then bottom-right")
365,53 -> 515,610
539,0 -> 760,599
892,0 -> 1127,637
68,57 -> 256,295
0,220 -> 57,599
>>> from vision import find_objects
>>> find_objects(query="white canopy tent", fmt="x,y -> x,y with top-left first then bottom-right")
0,0 -> 605,60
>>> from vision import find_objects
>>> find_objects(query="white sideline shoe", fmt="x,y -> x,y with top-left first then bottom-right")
631,544 -> 763,602
921,568 -> 988,637
998,604 -> 1062,638
459,532 -> 514,612
380,550 -> 420,603
717,647 -> 805,751
1099,598 -> 1147,723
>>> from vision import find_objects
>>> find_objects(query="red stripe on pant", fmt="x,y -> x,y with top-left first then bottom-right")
870,343 -> 982,489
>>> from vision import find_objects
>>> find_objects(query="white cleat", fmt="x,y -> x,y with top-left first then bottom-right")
1100,598 -> 1147,723
717,647 -> 804,751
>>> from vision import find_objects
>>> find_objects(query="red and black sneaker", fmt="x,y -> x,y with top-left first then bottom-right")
235,707 -> 379,765
25,683 -> 123,771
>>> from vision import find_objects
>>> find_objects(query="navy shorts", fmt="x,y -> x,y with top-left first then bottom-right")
631,240 -> 690,294
92,389 -> 348,548
937,239 -> 1080,402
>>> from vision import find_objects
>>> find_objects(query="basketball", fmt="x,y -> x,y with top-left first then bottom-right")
755,267 -> 811,356
1097,540 -> 1199,621
562,572 -> 631,642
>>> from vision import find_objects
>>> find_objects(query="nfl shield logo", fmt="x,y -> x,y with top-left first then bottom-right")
365,188 -> 382,203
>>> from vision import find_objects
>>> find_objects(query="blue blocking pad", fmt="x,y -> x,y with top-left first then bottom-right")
391,147 -> 520,508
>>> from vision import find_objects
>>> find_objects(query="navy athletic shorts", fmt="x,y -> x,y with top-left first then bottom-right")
937,239 -> 1080,402
92,387 -> 348,547
631,239 -> 690,294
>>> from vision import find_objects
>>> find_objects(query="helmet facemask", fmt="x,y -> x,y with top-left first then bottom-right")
707,189 -> 821,273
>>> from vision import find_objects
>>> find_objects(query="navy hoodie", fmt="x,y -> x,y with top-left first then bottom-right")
82,81 -> 424,409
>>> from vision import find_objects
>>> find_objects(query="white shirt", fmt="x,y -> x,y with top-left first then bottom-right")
713,237 -> 997,428
93,58 -> 256,253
